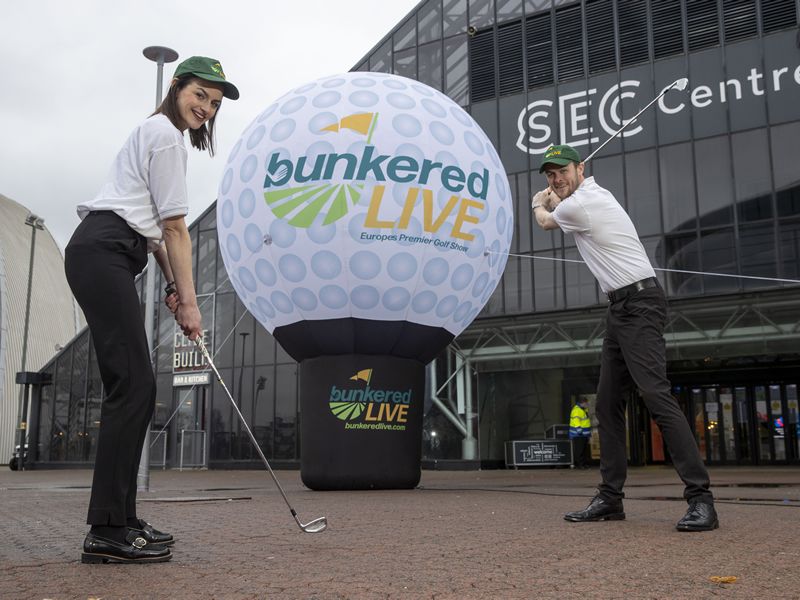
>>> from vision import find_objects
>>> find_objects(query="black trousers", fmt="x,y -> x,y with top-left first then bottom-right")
595,285 -> 712,503
65,212 -> 155,526
571,436 -> 589,467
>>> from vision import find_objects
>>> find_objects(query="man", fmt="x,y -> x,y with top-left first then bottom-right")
569,397 -> 592,469
531,144 -> 718,532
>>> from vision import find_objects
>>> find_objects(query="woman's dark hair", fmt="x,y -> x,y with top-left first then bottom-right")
153,75 -> 219,156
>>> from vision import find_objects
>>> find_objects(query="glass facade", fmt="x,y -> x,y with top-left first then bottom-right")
32,0 -> 800,469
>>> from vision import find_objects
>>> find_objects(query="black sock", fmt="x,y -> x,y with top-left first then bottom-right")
90,525 -> 127,544
126,517 -> 143,529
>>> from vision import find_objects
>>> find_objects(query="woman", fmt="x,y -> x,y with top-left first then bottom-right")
65,56 -> 239,564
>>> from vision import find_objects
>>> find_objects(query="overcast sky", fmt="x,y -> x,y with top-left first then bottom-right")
1,0 -> 420,251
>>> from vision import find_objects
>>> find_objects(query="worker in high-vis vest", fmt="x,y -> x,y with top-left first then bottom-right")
569,397 -> 592,468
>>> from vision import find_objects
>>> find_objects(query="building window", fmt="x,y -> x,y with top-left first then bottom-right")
555,4 -> 584,81
469,0 -> 496,29
722,0 -> 757,42
445,35 -> 470,104
687,0 -> 720,51
586,0 -> 616,74
700,228 -> 739,294
369,39 -> 392,73
618,0 -> 649,66
625,149 -> 662,237
779,221 -> 800,279
419,0 -> 443,43
695,136 -> 734,228
497,0 -> 524,22
739,223 -> 778,289
394,16 -> 417,51
525,11 -> 554,88
443,0 -> 468,36
769,122 -> 800,217
761,0 -> 798,33
731,129 -> 773,222
652,0 -> 684,59
394,47 -> 418,80
662,233 -> 702,296
469,28 -> 496,101
498,21 -> 524,95
419,41 -> 444,91
659,143 -> 698,233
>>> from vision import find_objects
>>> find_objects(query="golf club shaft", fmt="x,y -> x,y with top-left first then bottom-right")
194,337 -> 304,528
583,79 -> 681,163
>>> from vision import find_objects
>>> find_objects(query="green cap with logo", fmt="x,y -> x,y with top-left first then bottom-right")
173,56 -> 239,100
539,144 -> 581,172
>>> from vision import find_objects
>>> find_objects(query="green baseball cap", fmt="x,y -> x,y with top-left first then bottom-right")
539,144 -> 581,172
173,56 -> 239,100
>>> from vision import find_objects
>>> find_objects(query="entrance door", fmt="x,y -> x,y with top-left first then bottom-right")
754,385 -> 772,462
175,386 -> 207,468
733,387 -> 752,464
787,384 -> 799,462
769,385 -> 787,462
689,386 -> 737,464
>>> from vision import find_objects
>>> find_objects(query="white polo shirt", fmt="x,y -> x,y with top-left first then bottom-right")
77,114 -> 189,252
551,176 -> 655,294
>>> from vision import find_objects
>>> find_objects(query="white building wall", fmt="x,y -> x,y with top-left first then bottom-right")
0,194 -> 84,460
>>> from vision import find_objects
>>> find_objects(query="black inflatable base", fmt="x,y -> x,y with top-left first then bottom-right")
299,354 -> 425,490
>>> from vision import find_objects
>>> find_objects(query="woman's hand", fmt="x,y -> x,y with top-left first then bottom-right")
175,301 -> 202,340
165,291 -> 179,314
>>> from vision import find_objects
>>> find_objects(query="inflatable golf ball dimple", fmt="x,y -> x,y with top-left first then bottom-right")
218,72 -> 513,353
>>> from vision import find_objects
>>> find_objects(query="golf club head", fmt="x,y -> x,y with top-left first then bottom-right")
300,516 -> 328,533
671,77 -> 689,92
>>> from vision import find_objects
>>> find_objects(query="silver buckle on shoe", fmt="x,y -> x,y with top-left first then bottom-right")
132,536 -> 147,549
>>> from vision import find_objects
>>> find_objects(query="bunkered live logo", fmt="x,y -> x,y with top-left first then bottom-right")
328,368 -> 411,431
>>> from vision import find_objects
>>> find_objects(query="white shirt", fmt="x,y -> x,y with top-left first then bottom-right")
551,176 -> 655,294
77,114 -> 189,252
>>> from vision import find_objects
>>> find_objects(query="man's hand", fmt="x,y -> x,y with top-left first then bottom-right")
531,188 -> 560,212
532,187 -> 561,231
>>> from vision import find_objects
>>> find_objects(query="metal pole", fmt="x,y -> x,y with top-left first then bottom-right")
138,46 -> 178,492
237,332 -> 249,457
15,215 -> 43,471
462,360 -> 477,460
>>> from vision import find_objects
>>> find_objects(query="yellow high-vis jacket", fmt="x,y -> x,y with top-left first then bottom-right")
569,404 -> 591,438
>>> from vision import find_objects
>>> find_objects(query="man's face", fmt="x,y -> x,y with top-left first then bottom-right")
543,161 -> 585,199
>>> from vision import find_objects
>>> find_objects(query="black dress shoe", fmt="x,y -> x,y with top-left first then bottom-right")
564,495 -> 625,522
676,501 -> 719,532
131,518 -> 174,546
81,529 -> 172,564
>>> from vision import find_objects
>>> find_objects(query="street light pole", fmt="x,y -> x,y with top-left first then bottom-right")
15,214 -> 45,471
138,46 -> 178,492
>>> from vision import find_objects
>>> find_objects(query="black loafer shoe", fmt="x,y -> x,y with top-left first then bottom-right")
81,529 -> 172,564
131,518 -> 174,546
564,495 -> 625,522
676,501 -> 719,532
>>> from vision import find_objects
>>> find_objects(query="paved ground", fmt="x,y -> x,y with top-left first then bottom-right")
1,465 -> 798,599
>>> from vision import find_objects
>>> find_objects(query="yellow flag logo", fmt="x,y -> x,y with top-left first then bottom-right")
321,113 -> 379,143
349,369 -> 373,384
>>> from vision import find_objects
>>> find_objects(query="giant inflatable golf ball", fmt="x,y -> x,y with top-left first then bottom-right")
218,72 -> 513,489
218,72 -> 512,362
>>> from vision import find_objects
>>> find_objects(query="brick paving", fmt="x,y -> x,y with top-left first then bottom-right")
1,465 -> 798,599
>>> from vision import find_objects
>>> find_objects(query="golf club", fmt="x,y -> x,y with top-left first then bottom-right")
584,77 -> 689,163
194,337 -> 328,533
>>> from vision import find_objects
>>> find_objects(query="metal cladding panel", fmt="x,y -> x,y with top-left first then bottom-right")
0,194 -> 84,458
